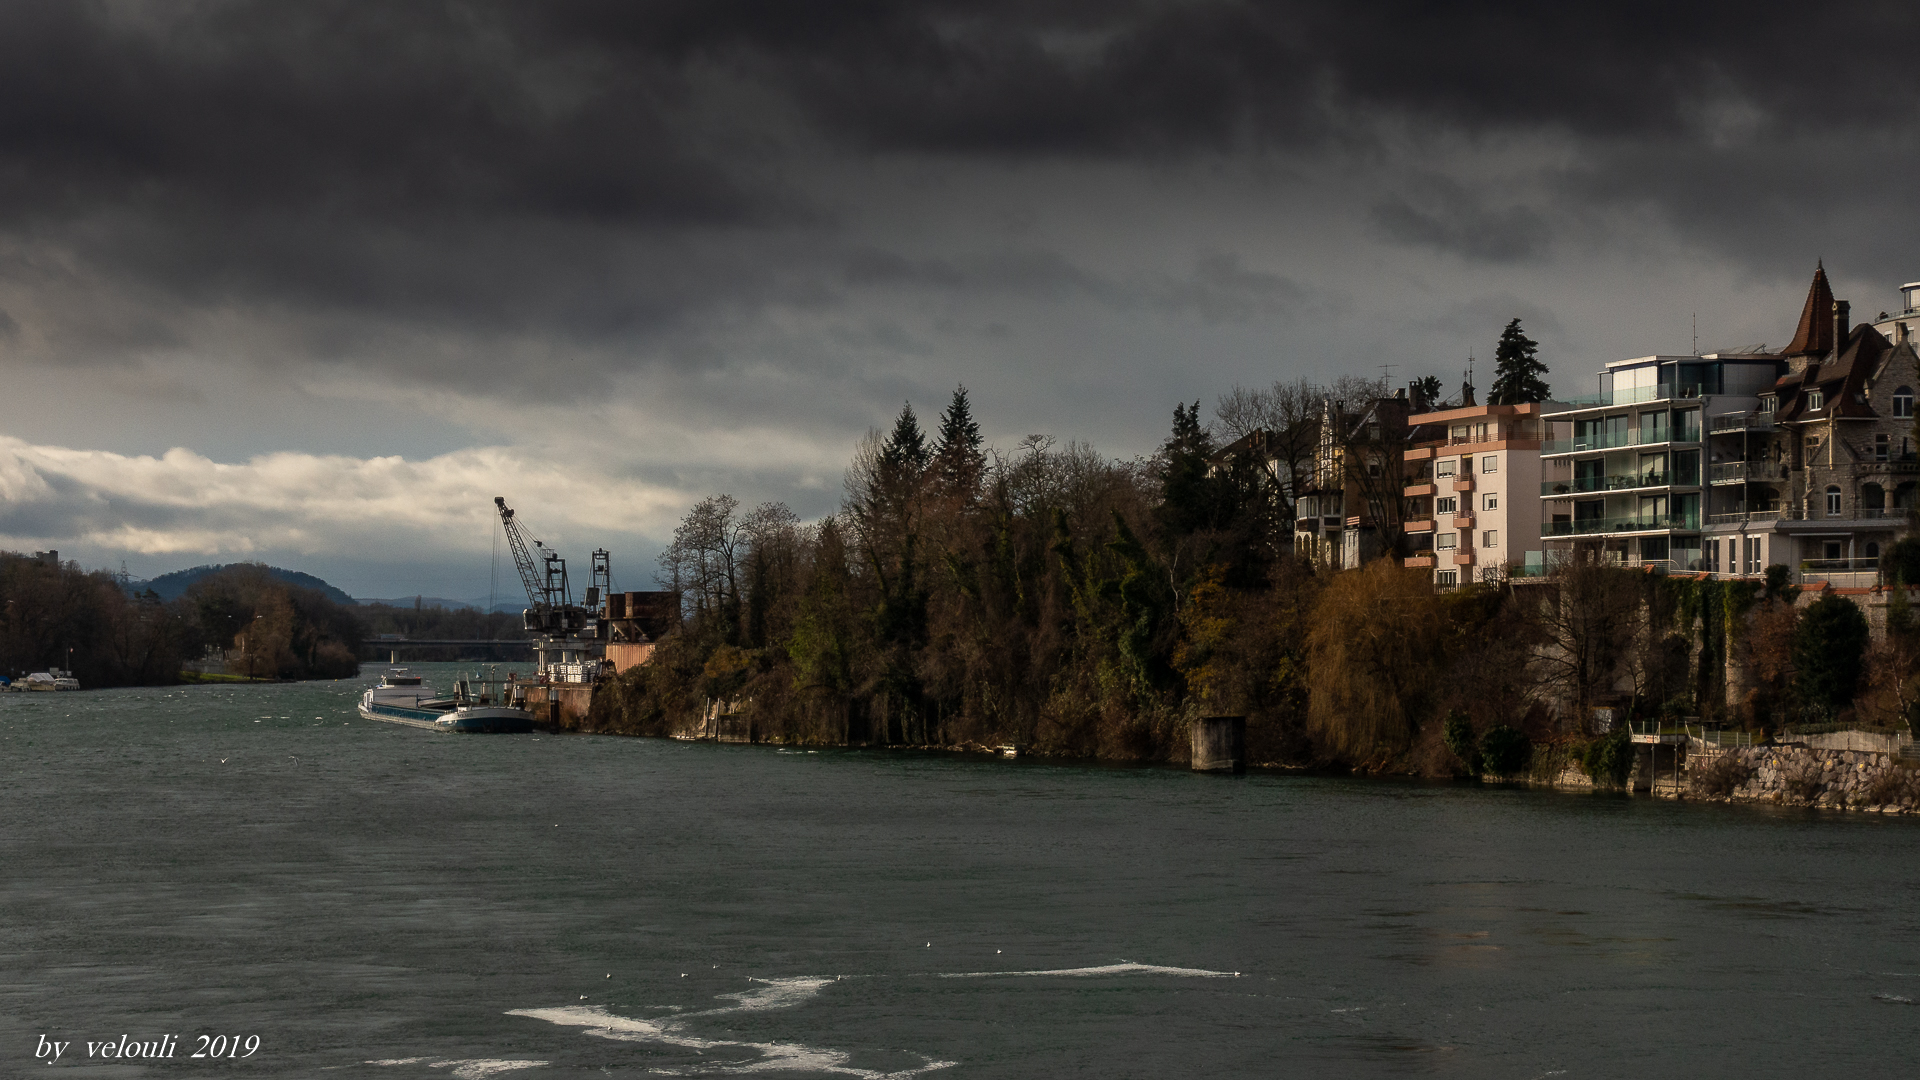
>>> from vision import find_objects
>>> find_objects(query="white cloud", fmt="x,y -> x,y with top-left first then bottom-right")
0,436 -> 688,571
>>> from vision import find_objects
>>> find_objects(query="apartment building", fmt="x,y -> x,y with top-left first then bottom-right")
1401,402 -> 1552,587
1541,351 -> 1782,572
1541,265 -> 1920,584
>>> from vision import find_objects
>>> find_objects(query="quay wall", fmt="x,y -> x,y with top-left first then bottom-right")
1677,745 -> 1920,813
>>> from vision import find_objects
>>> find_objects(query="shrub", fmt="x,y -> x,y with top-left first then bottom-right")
1442,709 -> 1479,775
1580,726 -> 1633,788
1479,724 -> 1531,778
1689,750 -> 1754,798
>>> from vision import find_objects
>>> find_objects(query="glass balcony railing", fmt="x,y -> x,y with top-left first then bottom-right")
1545,512 -> 1702,536
1709,412 -> 1774,432
1549,383 -> 1716,412
1544,429 -> 1699,455
1541,473 -> 1671,496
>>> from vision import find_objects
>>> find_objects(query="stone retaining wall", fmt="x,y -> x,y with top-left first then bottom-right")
1683,745 -> 1920,813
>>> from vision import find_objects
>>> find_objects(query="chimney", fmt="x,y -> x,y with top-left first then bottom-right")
1834,299 -> 1851,356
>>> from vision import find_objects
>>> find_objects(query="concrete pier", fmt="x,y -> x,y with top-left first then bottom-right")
1191,716 -> 1246,773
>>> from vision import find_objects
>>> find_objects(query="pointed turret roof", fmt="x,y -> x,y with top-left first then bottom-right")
1783,262 -> 1837,357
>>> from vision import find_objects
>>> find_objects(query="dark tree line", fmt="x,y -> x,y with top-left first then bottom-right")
590,384 -> 1913,773
0,556 -> 365,685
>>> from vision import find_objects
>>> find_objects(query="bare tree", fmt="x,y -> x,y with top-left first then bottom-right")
1528,554 -> 1646,728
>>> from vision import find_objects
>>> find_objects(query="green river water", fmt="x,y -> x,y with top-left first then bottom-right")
4,663 -> 1919,1078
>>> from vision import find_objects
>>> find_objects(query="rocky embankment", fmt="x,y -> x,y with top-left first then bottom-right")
1686,745 -> 1920,813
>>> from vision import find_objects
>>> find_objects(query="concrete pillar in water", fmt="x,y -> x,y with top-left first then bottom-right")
1191,716 -> 1246,773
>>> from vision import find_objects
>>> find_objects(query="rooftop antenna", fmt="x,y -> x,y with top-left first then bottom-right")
1692,312 -> 1698,356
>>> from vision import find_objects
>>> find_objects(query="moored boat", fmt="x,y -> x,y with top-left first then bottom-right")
25,669 -> 80,691
358,667 -> 533,733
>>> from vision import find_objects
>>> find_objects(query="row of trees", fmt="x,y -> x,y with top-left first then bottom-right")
0,556 -> 365,685
588,370 -> 1902,771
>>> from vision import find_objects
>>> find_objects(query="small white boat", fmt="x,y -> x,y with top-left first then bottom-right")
25,669 -> 80,691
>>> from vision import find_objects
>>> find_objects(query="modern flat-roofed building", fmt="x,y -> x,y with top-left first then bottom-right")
1541,351 -> 1784,573
1401,401 -> 1553,588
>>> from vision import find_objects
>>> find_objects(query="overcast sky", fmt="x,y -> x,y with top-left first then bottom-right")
2,1 -> 1917,599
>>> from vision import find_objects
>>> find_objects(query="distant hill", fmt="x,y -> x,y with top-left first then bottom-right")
140,564 -> 357,606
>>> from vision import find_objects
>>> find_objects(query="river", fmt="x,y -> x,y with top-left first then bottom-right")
3,663 -> 1918,1077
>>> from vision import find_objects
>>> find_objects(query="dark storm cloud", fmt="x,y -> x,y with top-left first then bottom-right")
1,0 -> 1917,388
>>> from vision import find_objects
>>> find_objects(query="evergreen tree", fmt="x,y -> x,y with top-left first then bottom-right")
1489,318 -> 1550,404
1793,592 -> 1869,715
1411,375 -> 1443,410
881,402 -> 931,475
933,385 -> 985,494
1157,401 -> 1224,541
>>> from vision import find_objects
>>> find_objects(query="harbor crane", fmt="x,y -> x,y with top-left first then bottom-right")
492,496 -> 609,640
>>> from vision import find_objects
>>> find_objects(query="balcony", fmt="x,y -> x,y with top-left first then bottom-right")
1541,472 -> 1673,497
1545,513 -> 1702,537
1710,412 -> 1775,433
1404,554 -> 1436,569
1453,478 -> 1474,492
1409,429 -> 1547,451
1405,518 -> 1436,533
1452,514 -> 1474,529
1453,551 -> 1476,566
1708,462 -> 1786,485
1404,482 -> 1436,498
1542,429 -> 1699,456
1706,510 -> 1786,526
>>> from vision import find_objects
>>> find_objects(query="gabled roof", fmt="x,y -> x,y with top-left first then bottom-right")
1783,263 -> 1838,357
1777,323 -> 1894,422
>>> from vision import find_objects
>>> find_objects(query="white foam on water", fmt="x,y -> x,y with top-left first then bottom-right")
508,997 -> 955,1079
365,1059 -> 547,1078
935,961 -> 1237,979
434,1061 -> 550,1079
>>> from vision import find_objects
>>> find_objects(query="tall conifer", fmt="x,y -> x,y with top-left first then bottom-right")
1489,318 -> 1551,404
933,385 -> 985,493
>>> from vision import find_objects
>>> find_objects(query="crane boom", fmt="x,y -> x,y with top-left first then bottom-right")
494,497 -> 546,615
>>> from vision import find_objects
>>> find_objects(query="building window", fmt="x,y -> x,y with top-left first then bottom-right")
1436,532 -> 1457,549
1827,485 -> 1843,517
1482,455 -> 1498,473
1807,389 -> 1824,411
1483,530 -> 1498,547
1759,395 -> 1777,414
1436,458 -> 1457,477
1897,387 -> 1915,419
1878,434 -> 1891,462
1868,541 -> 1882,560
1436,496 -> 1458,515
1483,493 -> 1498,511
1436,570 -> 1457,587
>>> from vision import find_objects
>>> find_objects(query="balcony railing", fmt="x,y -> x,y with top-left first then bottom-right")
1409,429 -> 1547,451
1545,512 -> 1701,536
1706,507 -> 1906,525
1550,383 -> 1716,412
1710,412 -> 1775,433
1541,472 -> 1671,496
1706,510 -> 1786,525
1543,429 -> 1699,455
1800,558 -> 1880,571
1708,462 -> 1787,485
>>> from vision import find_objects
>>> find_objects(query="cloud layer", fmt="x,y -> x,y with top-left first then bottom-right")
2,2 -> 1918,592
